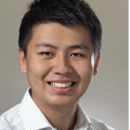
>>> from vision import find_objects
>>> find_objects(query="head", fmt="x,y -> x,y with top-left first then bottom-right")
18,0 -> 102,108
19,0 -> 102,57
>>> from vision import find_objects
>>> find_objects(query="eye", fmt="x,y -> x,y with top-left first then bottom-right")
40,52 -> 53,56
71,53 -> 83,57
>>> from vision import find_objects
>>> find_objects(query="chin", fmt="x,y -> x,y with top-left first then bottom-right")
46,96 -> 78,107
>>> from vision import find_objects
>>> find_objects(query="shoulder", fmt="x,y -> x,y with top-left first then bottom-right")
0,104 -> 22,130
76,105 -> 115,130
89,117 -> 115,130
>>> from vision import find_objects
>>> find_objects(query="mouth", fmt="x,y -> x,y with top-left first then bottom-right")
47,82 -> 76,88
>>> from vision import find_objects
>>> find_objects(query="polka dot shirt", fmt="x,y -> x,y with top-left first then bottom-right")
0,88 -> 115,130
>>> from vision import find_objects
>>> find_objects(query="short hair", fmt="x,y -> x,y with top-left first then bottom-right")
18,0 -> 102,56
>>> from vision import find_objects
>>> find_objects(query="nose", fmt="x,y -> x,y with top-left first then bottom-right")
52,54 -> 73,75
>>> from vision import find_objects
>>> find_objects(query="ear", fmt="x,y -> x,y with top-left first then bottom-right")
19,48 -> 27,73
93,52 -> 101,76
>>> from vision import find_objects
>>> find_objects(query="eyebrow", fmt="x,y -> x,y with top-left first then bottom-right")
36,42 -> 58,49
36,42 -> 88,50
69,43 -> 88,50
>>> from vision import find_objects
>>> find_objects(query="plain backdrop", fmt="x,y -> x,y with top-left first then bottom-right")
0,1 -> 128,130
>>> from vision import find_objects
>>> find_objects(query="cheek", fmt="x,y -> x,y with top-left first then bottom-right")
73,61 -> 94,99
27,59 -> 52,80
78,60 -> 93,77
82,64 -> 93,82
75,59 -> 94,87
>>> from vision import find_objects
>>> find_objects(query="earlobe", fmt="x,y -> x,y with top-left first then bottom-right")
93,52 -> 100,76
19,48 -> 27,73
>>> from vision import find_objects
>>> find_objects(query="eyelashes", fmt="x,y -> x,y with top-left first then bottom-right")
70,53 -> 84,57
40,52 -> 53,56
39,52 -> 84,58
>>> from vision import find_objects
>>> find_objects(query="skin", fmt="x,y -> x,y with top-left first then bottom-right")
19,22 -> 100,130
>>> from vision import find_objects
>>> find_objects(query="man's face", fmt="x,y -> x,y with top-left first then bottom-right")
19,22 -> 100,107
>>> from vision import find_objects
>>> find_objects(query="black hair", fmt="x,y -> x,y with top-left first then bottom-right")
18,0 -> 102,56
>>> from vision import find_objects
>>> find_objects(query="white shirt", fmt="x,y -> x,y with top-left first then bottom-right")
0,88 -> 115,130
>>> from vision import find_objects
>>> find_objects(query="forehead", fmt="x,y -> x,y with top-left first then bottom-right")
29,22 -> 93,50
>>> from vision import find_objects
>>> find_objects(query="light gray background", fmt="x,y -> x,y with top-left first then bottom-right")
0,1 -> 128,130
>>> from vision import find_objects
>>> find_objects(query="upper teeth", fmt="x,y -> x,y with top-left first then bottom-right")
50,82 -> 72,88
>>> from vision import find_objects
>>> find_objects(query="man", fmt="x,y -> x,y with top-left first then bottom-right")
0,0 -> 115,130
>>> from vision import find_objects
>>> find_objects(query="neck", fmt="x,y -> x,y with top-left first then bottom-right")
32,94 -> 78,130
42,104 -> 78,130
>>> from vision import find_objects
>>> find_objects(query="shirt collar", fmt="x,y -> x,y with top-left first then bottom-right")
74,105 -> 91,130
19,88 -> 53,130
19,88 -> 91,130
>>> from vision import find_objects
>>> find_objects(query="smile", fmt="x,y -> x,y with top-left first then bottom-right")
48,82 -> 76,88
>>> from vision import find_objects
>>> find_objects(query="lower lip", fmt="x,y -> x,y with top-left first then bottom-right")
49,84 -> 75,93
